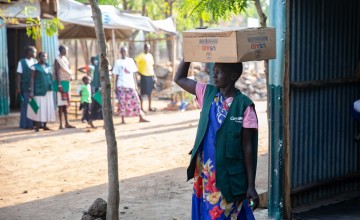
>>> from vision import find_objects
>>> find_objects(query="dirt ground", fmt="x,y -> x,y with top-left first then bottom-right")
0,99 -> 269,220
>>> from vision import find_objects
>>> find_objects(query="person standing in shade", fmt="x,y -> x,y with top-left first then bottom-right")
89,55 -> 103,124
54,45 -> 75,129
135,43 -> 156,112
27,51 -> 56,132
113,47 -> 149,124
16,46 -> 37,129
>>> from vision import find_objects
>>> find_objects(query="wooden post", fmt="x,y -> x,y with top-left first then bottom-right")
75,39 -> 78,80
283,0 -> 291,217
171,36 -> 176,79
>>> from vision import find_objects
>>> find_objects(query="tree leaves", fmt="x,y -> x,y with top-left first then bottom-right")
25,17 -> 64,40
179,0 -> 249,22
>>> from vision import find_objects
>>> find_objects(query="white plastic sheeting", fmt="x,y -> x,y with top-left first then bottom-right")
1,0 -> 176,39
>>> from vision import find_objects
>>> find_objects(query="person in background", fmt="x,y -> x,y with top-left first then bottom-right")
78,57 -> 96,79
88,56 -> 96,79
89,55 -> 103,125
174,59 -> 259,219
135,43 -> 156,112
113,47 -> 149,124
54,45 -> 75,129
27,51 -> 56,132
16,46 -> 37,129
79,75 -> 95,128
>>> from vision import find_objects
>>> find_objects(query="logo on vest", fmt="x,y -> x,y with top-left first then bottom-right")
230,116 -> 243,123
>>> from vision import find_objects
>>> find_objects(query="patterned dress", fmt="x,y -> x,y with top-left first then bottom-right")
191,91 -> 255,220
117,87 -> 141,117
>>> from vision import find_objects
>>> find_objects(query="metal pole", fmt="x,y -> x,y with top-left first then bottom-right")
268,0 -> 287,219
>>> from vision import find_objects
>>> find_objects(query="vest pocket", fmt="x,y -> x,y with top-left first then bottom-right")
227,165 -> 247,196
226,132 -> 242,159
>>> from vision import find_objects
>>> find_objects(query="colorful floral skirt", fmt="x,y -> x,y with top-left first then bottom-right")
192,153 -> 246,220
116,87 -> 141,117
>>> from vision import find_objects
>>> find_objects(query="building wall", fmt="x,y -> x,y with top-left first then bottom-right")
288,0 -> 360,207
41,19 -> 59,68
0,19 -> 9,116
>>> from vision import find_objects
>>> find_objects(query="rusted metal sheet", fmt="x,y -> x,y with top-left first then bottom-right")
288,0 -> 360,207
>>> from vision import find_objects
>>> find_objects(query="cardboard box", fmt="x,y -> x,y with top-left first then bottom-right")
183,27 -> 276,63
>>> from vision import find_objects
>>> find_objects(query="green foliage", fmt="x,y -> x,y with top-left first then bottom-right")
179,0 -> 249,22
0,1 -> 64,39
25,17 -> 64,40
77,0 -> 121,6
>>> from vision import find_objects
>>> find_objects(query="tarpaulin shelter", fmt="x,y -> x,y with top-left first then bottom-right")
58,0 -> 176,39
0,0 -> 176,116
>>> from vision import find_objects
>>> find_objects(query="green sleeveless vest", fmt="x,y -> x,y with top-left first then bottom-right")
187,84 -> 258,203
33,63 -> 53,96
20,58 -> 35,92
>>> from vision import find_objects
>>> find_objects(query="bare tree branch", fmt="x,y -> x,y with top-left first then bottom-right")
254,0 -> 267,27
88,1 -> 120,219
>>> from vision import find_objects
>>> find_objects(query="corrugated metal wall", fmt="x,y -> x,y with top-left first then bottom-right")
41,19 -> 59,68
0,19 -> 9,116
289,0 -> 360,207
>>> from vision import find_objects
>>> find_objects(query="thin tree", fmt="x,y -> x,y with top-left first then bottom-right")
88,1 -> 120,219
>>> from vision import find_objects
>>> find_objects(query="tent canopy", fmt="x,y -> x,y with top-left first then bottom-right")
58,0 -> 176,39
1,0 -> 176,39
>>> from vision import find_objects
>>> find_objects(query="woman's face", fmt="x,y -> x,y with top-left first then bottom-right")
38,53 -> 47,63
29,48 -> 37,58
60,47 -> 68,56
213,64 -> 233,88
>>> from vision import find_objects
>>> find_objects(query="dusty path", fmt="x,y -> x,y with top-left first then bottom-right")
0,100 -> 268,220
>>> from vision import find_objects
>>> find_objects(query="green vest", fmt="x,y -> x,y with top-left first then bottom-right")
187,85 -> 258,203
20,58 -> 35,92
33,63 -> 53,96
91,55 -> 101,89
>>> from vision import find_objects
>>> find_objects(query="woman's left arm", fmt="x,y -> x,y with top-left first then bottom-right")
242,128 -> 259,210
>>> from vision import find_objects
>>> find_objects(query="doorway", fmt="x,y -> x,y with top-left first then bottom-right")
7,28 -> 36,111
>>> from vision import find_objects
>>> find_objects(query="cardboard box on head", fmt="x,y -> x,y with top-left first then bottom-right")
183,27 -> 276,63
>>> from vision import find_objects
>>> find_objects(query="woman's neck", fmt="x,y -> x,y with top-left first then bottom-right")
220,85 -> 236,99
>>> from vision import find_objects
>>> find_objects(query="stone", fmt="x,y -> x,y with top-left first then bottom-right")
88,198 -> 107,217
81,214 -> 95,220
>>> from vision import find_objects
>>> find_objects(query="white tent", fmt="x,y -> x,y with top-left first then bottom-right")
58,0 -> 176,39
1,0 -> 176,39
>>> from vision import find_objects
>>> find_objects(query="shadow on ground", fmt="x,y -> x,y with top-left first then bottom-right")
0,167 -> 192,220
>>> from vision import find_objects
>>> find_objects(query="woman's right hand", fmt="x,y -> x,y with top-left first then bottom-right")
29,92 -> 34,99
58,85 -> 64,92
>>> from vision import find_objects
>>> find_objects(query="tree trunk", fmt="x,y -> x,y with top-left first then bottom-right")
88,1 -> 120,220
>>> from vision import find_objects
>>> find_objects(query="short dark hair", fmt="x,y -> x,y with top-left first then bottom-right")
59,45 -> 67,52
82,75 -> 90,83
25,46 -> 36,55
37,51 -> 47,58
217,62 -> 243,80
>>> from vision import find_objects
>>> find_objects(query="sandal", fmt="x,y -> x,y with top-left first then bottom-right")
65,124 -> 75,128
